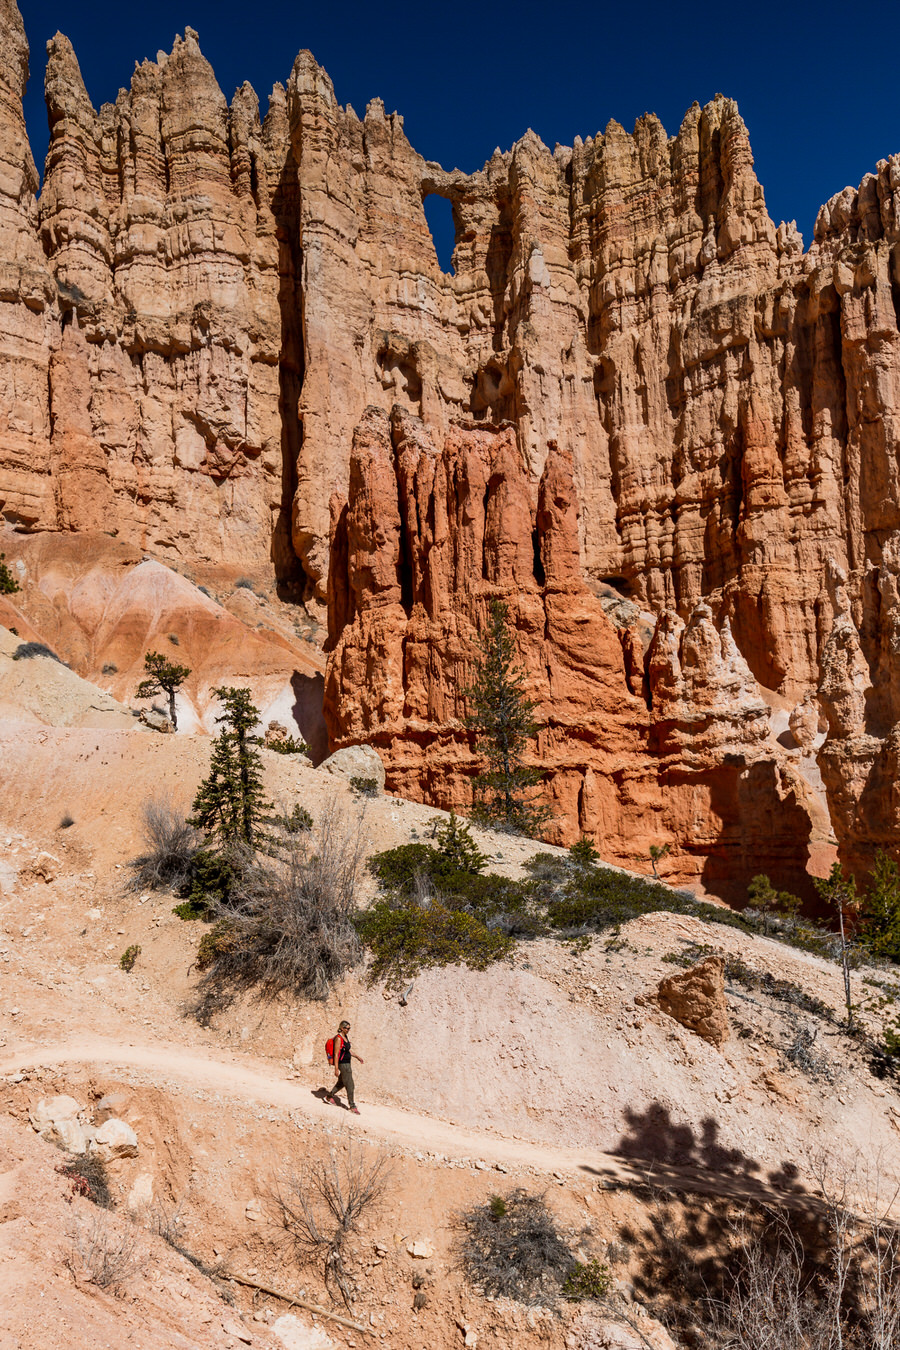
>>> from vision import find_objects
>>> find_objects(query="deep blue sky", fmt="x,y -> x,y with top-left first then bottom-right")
18,0 -> 900,268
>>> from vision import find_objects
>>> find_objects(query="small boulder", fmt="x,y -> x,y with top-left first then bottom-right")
138,707 -> 173,733
30,1094 -> 86,1153
318,744 -> 385,792
89,1117 -> 138,1161
27,851 -> 59,883
126,1172 -> 154,1213
657,955 -> 729,1047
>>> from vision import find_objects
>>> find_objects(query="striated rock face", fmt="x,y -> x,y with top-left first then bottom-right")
324,405 -> 659,857
816,556 -> 900,874
1,0 -> 899,873
323,405 -> 815,890
2,25 -> 292,575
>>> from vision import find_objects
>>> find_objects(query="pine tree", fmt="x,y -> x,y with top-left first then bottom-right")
463,599 -> 550,837
189,686 -> 273,851
136,651 -> 191,730
860,850 -> 900,960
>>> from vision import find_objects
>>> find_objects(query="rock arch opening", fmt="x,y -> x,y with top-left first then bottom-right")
422,193 -> 456,275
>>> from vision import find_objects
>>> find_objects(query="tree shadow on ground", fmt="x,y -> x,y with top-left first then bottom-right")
582,1101 -> 811,1207
580,1103 -> 829,1346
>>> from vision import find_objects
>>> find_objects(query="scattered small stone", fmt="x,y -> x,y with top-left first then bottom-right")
222,1318 -> 252,1345
407,1238 -> 434,1259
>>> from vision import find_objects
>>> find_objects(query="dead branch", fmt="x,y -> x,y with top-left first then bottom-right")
224,1270 -> 368,1334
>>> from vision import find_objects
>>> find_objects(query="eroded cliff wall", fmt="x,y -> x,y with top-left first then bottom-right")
1,3 -> 898,877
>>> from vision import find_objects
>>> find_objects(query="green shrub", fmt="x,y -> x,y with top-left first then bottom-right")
182,850 -> 235,918
370,842 -> 507,897
280,803 -> 313,833
119,944 -> 141,972
196,920 -> 243,970
562,1257 -> 610,1302
369,843 -> 447,892
173,899 -> 209,921
356,898 -> 512,986
0,553 -> 19,595
546,865 -> 750,936
747,874 -> 802,933
569,837 -> 601,869
368,843 -> 543,936
349,774 -> 379,797
861,851 -> 900,961
270,734 -> 310,756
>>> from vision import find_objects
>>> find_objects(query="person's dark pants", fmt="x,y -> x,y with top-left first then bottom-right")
331,1062 -> 355,1108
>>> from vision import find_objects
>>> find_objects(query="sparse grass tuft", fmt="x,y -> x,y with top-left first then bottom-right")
66,1212 -> 140,1293
128,798 -> 202,893
349,774 -> 379,798
119,944 -> 141,972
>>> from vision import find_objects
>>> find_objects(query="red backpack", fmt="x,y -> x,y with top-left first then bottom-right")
325,1036 -> 339,1065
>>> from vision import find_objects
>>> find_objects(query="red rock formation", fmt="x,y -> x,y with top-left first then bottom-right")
324,406 -> 815,893
0,0 -> 897,873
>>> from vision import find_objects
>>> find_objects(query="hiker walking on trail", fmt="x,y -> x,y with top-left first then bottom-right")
326,1020 -> 364,1114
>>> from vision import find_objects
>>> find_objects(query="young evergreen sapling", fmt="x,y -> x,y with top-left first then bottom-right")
463,600 -> 550,837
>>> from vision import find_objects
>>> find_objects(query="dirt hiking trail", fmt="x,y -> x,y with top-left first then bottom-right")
1,1033 -> 822,1214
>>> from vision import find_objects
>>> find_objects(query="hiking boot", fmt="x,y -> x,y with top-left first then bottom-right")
349,1106 -> 360,1115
